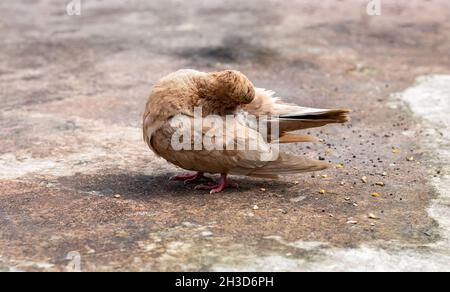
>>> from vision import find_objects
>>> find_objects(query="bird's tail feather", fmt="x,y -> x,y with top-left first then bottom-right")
275,133 -> 318,144
280,108 -> 350,122
274,108 -> 350,132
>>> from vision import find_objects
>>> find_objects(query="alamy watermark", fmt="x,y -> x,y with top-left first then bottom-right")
367,0 -> 381,16
66,1 -> 382,18
169,107 -> 280,162
67,0 -> 81,16
66,251 -> 81,272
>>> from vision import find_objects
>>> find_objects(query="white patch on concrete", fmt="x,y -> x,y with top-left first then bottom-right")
0,153 -> 59,179
398,75 -> 450,245
213,244 -> 450,272
401,130 -> 416,137
213,255 -> 303,272
0,111 -> 171,180
398,75 -> 450,128
200,231 -> 213,237
0,257 -> 54,271
265,236 -> 327,251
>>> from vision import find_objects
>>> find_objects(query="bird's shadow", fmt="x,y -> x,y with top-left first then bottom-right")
57,172 -> 295,202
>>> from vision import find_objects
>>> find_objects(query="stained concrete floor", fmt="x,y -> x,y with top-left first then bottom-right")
0,0 -> 449,271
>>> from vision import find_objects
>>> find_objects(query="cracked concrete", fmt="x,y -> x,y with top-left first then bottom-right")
1,0 -> 450,271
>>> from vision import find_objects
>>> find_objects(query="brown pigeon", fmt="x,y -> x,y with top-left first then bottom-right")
143,69 -> 349,193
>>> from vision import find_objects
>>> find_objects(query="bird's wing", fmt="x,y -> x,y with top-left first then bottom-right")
150,114 -> 328,178
243,88 -> 350,135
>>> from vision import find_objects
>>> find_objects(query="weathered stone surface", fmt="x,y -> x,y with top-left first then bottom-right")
1,0 -> 449,271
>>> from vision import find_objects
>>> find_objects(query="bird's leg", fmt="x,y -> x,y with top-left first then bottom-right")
170,172 -> 213,185
194,174 -> 238,194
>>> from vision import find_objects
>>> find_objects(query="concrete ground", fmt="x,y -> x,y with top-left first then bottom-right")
0,0 -> 449,271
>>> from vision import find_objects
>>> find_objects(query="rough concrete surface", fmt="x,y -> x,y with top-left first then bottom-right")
0,0 -> 449,271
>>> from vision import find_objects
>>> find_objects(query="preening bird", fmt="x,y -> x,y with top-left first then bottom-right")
143,69 -> 350,193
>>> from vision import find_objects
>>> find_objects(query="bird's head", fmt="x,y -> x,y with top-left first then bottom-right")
203,70 -> 255,106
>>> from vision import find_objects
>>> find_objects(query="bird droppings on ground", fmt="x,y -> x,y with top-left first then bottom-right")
1,0 -> 449,271
200,231 -> 213,237
368,213 -> 380,220
290,196 -> 306,203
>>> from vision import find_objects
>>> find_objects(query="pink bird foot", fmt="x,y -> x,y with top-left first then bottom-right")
169,172 -> 213,185
194,174 -> 238,194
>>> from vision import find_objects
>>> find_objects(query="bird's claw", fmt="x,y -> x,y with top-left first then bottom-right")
194,182 -> 238,194
169,173 -> 196,181
184,176 -> 214,185
170,173 -> 213,184
172,173 -> 237,194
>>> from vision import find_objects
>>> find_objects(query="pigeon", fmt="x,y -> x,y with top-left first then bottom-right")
143,69 -> 350,193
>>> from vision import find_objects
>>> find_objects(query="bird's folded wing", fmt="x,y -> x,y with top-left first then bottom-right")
151,115 -> 328,178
